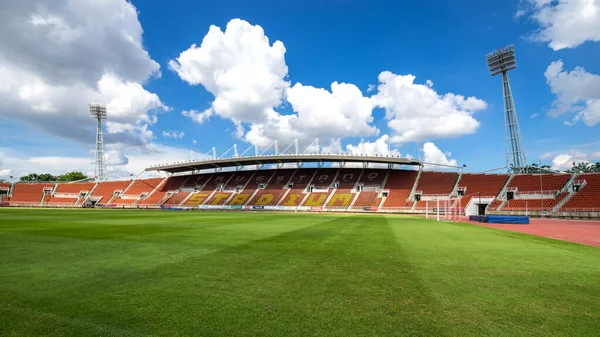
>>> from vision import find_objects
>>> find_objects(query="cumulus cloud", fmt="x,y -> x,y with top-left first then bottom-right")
551,151 -> 589,171
371,71 -> 486,143
518,0 -> 600,50
181,109 -> 213,124
245,82 -> 378,148
171,19 -> 378,148
422,142 -> 458,168
169,19 -> 288,124
105,147 -> 129,166
544,60 -> 600,126
173,19 -> 486,150
0,0 -> 167,148
0,169 -> 11,177
162,130 -> 185,139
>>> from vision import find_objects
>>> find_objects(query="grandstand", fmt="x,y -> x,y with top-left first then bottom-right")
3,154 -> 600,217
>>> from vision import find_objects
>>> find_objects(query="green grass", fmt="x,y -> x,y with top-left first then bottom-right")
1,209 -> 599,336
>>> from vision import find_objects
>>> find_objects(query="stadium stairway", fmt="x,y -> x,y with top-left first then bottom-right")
552,173 -> 579,211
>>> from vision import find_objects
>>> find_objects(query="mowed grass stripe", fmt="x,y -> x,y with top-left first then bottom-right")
1,209 -> 599,336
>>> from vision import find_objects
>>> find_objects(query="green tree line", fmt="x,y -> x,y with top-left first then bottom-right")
19,172 -> 88,182
513,162 -> 600,174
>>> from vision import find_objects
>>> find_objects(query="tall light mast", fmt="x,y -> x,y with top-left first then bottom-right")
89,103 -> 107,181
485,45 -> 527,172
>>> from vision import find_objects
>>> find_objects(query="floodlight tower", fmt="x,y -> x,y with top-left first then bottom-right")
485,45 -> 527,172
89,103 -> 107,182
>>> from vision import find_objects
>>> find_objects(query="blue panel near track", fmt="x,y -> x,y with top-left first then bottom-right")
469,215 -> 489,223
487,215 -> 529,224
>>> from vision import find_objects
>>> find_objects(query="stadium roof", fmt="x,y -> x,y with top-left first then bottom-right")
146,154 -> 422,173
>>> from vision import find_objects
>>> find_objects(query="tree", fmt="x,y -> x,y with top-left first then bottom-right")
38,173 -> 56,181
509,164 -> 558,174
19,173 -> 55,182
57,171 -> 88,182
566,162 -> 600,173
19,173 -> 39,182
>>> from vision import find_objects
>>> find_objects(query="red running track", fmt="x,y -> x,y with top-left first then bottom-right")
470,217 -> 600,247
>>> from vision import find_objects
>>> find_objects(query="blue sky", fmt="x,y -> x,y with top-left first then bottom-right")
0,0 -> 599,179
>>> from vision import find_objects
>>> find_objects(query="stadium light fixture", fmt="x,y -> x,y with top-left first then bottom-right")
89,103 -> 108,182
485,45 -> 527,172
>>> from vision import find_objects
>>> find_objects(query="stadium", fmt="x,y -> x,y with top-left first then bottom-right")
2,2 -> 600,336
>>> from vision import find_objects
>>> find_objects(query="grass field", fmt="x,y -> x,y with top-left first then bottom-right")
1,209 -> 600,336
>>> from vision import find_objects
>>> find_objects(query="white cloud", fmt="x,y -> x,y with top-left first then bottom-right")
181,109 -> 214,124
171,19 -> 379,149
345,135 -> 401,156
105,147 -> 129,166
172,18 -> 485,150
0,144 -> 200,180
551,151 -> 589,171
0,169 -> 11,177
422,142 -> 458,168
192,139 -> 197,145
592,151 -> 600,159
245,82 -> 378,148
544,60 -> 600,126
162,130 -> 185,139
170,19 -> 288,124
518,0 -> 600,50
540,152 -> 554,159
0,0 -> 166,148
531,112 -> 540,118
371,71 -> 486,143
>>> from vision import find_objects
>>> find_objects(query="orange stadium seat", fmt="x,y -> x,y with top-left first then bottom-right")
89,180 -> 132,204
415,171 -> 459,195
54,182 -> 96,194
487,199 -> 503,211
162,191 -> 191,206
359,169 -> 387,187
203,172 -> 235,190
139,176 -> 188,206
561,174 -> 600,211
327,189 -> 354,207
352,191 -> 378,208
47,182 -> 96,205
456,173 -> 508,206
383,170 -> 418,209
10,183 -> 55,204
184,192 -> 211,205
227,170 -> 273,206
280,169 -> 316,206
181,174 -> 212,190
247,169 -> 296,206
300,168 -> 338,207
508,174 -> 570,193
205,192 -> 233,205
325,169 -> 362,208
113,178 -> 164,205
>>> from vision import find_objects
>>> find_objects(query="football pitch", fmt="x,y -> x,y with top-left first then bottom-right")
1,209 -> 599,336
